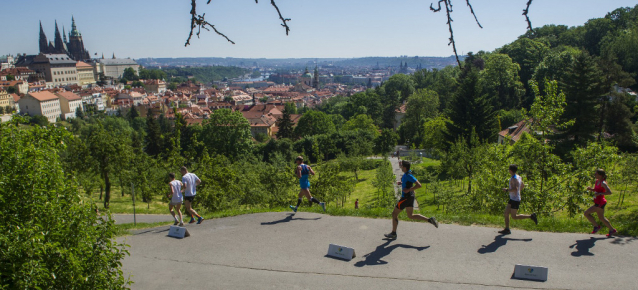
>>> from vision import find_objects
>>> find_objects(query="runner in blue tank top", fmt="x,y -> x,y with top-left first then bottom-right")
290,156 -> 326,213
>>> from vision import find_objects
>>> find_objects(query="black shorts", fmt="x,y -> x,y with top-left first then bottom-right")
184,196 -> 195,203
594,202 -> 607,209
508,199 -> 521,210
396,196 -> 415,210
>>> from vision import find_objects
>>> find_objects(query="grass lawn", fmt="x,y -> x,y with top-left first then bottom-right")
83,186 -> 169,215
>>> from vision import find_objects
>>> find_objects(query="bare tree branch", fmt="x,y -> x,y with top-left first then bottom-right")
523,0 -> 534,34
256,0 -> 292,35
465,0 -> 483,28
431,0 -> 461,67
185,0 -> 235,47
186,0 -> 290,47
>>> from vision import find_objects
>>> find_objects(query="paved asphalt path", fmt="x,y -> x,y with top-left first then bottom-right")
120,212 -> 638,290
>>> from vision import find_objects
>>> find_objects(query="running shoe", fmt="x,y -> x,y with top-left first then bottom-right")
320,202 -> 326,212
384,232 -> 397,240
197,216 -> 204,224
591,226 -> 601,234
189,218 -> 196,224
429,217 -> 439,228
498,228 -> 511,235
289,205 -> 297,213
607,229 -> 617,237
173,221 -> 179,226
179,222 -> 184,227
531,213 -> 538,225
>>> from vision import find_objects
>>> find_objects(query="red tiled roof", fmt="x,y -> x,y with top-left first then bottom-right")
28,91 -> 58,102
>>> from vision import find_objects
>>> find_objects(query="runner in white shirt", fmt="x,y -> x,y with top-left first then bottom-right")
167,173 -> 184,226
181,166 -> 203,224
499,164 -> 538,235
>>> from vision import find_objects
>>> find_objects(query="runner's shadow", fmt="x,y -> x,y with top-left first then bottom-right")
354,240 -> 430,267
260,213 -> 321,225
478,235 -> 532,254
570,237 -> 607,257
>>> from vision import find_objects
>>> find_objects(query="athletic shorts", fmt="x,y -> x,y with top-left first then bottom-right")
169,201 -> 182,206
300,181 -> 310,190
594,202 -> 607,209
508,199 -> 521,210
396,196 -> 415,210
184,196 -> 195,203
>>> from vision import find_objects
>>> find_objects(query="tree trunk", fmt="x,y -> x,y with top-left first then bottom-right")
99,186 -> 103,200
104,172 -> 111,209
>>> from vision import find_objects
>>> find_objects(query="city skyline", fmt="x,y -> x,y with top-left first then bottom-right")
1,0 -> 637,59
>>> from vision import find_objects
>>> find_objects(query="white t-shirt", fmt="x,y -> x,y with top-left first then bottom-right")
170,180 -> 183,203
182,173 -> 200,197
509,174 -> 523,201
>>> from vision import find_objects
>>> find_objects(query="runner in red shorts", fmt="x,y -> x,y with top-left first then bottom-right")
584,169 -> 617,237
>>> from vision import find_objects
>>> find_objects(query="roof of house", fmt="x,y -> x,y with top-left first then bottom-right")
76,61 -> 93,68
55,91 -> 82,101
28,91 -> 59,102
498,120 -> 530,142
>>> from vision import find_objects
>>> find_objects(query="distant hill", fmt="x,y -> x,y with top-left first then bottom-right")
137,56 -> 460,70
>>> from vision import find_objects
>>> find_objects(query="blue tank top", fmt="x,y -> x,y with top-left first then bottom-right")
299,164 -> 310,182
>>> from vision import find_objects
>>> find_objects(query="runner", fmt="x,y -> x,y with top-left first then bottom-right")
498,164 -> 538,235
167,173 -> 184,226
180,166 -> 204,224
355,198 -> 359,209
584,169 -> 617,237
290,156 -> 326,213
384,160 -> 438,240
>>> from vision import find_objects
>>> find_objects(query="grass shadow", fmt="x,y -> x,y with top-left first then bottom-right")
354,239 -> 430,267
478,235 -> 532,254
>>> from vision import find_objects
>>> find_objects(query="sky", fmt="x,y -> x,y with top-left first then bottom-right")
1,0 -> 637,59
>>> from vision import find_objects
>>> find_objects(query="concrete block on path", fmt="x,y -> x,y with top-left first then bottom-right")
513,264 -> 548,281
168,226 -> 190,239
326,244 -> 356,261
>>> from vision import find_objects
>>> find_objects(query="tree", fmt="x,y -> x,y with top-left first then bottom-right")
498,37 -> 550,106
6,86 -> 16,94
201,108 -> 253,158
342,114 -> 379,137
374,128 -> 398,155
30,115 -> 49,127
75,107 -> 85,119
0,106 -> 4,115
420,116 -> 448,156
381,74 -> 415,128
445,68 -> 496,145
294,110 -> 336,138
5,74 -> 15,81
558,52 -> 606,147
145,113 -> 162,156
479,53 -> 525,110
398,88 -> 440,145
76,120 -> 133,208
0,120 -> 130,289
126,106 -> 139,121
372,158 -> 396,207
276,105 -> 295,139
122,67 -> 139,81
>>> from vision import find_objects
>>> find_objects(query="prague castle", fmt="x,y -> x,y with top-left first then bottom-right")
39,17 -> 90,61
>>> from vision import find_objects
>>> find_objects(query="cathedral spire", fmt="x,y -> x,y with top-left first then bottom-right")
70,16 -> 80,37
54,20 -> 66,54
39,21 -> 49,53
112,52 -> 116,59
63,26 -> 67,43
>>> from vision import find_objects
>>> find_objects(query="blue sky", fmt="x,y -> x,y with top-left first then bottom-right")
1,0 -> 637,59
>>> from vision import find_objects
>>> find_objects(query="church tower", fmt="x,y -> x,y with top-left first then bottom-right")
312,65 -> 319,89
39,21 -> 49,53
53,21 -> 66,54
67,16 -> 91,61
